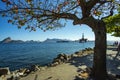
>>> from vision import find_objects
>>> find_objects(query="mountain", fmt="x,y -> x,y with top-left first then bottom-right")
0,37 -> 24,43
0,37 -> 72,44
0,37 -> 11,43
25,40 -> 41,43
10,40 -> 24,43
43,38 -> 71,43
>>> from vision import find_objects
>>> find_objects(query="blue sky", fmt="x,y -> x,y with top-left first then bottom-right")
0,16 -> 120,41
0,0 -> 119,42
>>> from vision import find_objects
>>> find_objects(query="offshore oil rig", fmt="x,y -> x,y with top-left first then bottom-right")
79,33 -> 87,43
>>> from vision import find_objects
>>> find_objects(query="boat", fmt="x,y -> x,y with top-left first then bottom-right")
56,40 -> 69,43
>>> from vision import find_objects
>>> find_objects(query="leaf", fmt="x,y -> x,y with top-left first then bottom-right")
1,13 -> 6,17
8,20 -> 12,23
77,0 -> 80,5
18,20 -> 25,26
104,14 -> 120,37
13,16 -> 18,20
71,1 -> 75,5
1,0 -> 8,2
26,0 -> 32,3
18,26 -> 22,29
6,1 -> 11,6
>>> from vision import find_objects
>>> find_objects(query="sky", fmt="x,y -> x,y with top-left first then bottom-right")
0,16 -> 120,42
0,1 -> 119,42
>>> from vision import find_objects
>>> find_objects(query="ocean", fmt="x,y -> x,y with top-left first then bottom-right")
0,41 -> 113,71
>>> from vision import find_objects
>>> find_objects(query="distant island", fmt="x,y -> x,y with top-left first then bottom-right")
0,37 -> 91,44
0,37 -> 40,44
43,38 -> 71,43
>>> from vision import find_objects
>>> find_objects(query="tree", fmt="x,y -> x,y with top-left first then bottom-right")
104,14 -> 120,37
0,0 -> 120,79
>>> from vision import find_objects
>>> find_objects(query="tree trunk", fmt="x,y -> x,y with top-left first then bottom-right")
74,17 -> 107,79
92,21 -> 107,80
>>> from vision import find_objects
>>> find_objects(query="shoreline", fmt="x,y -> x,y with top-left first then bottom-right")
1,46 -> 120,80
0,47 -> 93,80
0,41 -> 95,71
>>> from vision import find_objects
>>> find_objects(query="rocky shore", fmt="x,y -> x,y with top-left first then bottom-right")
0,46 -> 120,80
0,48 -> 93,80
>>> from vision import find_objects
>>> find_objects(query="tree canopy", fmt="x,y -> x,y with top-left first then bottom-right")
0,0 -> 119,31
104,13 -> 120,37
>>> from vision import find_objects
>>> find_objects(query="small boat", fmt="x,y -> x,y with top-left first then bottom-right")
56,40 -> 69,43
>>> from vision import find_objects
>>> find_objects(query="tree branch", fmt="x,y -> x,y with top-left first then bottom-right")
96,1 -> 113,10
66,5 -> 79,12
78,0 -> 99,18
101,5 -> 114,19
87,0 -> 100,10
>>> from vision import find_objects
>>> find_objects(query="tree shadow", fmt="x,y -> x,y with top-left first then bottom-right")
69,54 -> 93,80
107,48 -> 117,51
107,54 -> 120,75
69,54 -> 93,68
68,52 -> 120,80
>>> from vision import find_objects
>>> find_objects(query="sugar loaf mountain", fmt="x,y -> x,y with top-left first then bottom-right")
0,37 -> 24,43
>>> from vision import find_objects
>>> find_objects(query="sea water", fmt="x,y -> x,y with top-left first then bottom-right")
0,41 -> 113,70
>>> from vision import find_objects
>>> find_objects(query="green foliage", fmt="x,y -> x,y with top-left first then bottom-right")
104,14 -> 120,37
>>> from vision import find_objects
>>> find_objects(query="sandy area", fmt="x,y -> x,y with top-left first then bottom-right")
20,47 -> 120,80
20,63 -> 78,80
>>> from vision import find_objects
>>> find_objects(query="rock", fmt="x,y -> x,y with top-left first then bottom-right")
12,71 -> 19,78
86,67 -> 92,74
0,69 -> 20,80
77,65 -> 93,79
0,67 -> 10,76
0,75 -> 6,80
78,65 -> 87,71
30,65 -> 37,72
75,51 -> 79,54
51,62 -> 59,67
85,48 -> 93,51
72,48 -> 93,58
51,53 -> 70,66
74,52 -> 83,57
78,72 -> 89,79
71,54 -> 78,57
11,68 -> 30,79
29,65 -> 42,72
18,68 -> 27,76
35,65 -> 41,71
24,69 -> 31,74
53,59 -> 61,64
78,65 -> 92,74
